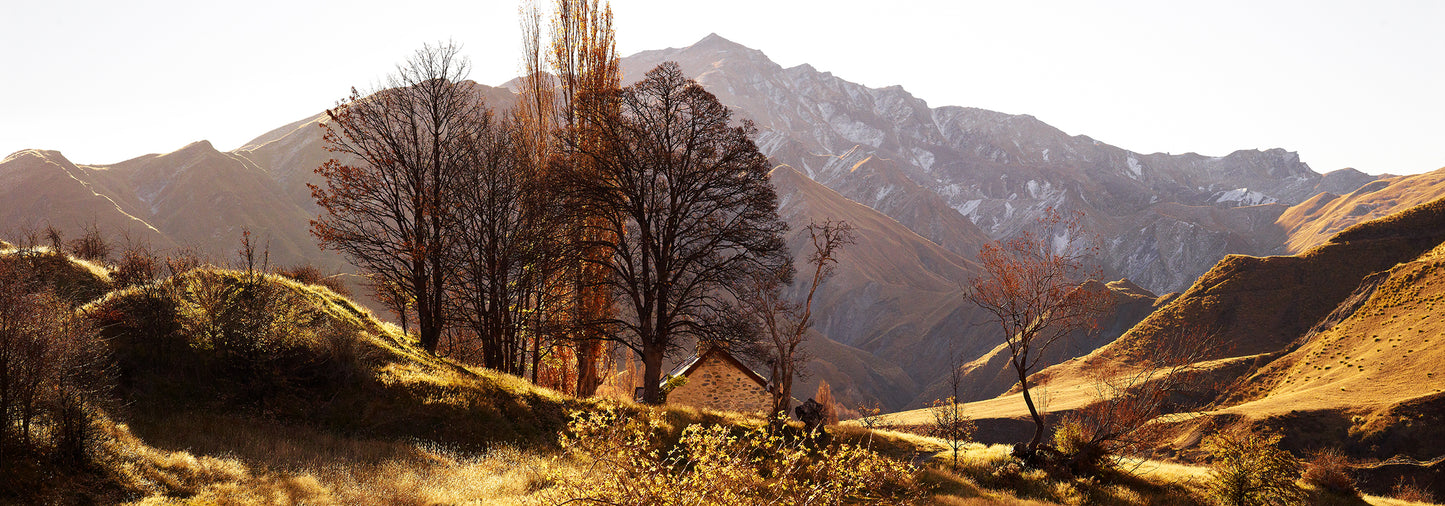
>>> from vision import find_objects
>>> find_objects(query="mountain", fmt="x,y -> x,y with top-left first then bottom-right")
622,34 -> 1377,295
1,34 -> 1403,411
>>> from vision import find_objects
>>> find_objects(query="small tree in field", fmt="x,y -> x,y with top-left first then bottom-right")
929,344 -> 974,468
1204,425 -> 1305,506
966,208 -> 1111,457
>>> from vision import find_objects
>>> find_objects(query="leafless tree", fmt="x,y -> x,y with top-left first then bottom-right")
967,208 -> 1113,457
447,114 -> 569,375
311,42 -> 485,353
1054,324 -> 1222,475
741,220 -> 853,420
561,62 -> 789,404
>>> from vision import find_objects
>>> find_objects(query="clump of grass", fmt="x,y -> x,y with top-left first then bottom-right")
1302,448 -> 1356,496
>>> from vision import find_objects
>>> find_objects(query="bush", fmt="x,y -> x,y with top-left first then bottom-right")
67,224 -> 111,262
1203,425 -> 1305,506
555,408 -> 921,504
276,264 -> 352,297
1052,414 -> 1110,477
114,242 -> 161,288
928,396 -> 975,469
1301,448 -> 1355,496
1391,477 -> 1436,503
0,261 -> 114,469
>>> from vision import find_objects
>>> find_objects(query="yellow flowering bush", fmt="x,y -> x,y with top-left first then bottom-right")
557,408 -> 921,505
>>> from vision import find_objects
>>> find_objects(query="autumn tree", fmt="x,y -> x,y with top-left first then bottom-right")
966,208 -> 1112,458
741,219 -> 854,420
547,0 -> 621,397
311,42 -> 485,353
562,62 -> 789,404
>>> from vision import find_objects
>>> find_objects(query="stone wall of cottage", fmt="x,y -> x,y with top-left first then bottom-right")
667,354 -> 771,415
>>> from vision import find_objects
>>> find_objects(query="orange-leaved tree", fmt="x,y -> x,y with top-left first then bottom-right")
966,208 -> 1112,457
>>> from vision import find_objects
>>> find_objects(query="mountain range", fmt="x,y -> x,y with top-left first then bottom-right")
3,33 -> 1438,413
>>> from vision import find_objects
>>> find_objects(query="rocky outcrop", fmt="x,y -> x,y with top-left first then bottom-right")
623,34 -> 1376,295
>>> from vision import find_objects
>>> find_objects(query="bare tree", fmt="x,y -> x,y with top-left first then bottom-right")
447,114 -> 569,375
310,42 -> 485,353
561,62 -> 789,404
742,219 -> 854,420
928,343 -> 975,468
966,208 -> 1112,457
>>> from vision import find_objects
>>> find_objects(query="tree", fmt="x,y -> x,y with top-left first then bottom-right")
311,42 -> 485,353
966,208 -> 1112,457
1204,424 -> 1305,506
741,219 -> 853,420
547,0 -> 621,397
929,343 -> 975,468
447,114 -> 569,375
562,62 -> 789,404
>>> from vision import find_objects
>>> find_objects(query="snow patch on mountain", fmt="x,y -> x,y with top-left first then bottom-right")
1213,187 -> 1277,206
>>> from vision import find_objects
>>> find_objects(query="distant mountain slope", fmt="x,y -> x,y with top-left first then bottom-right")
623,33 -> 1376,294
1277,166 -> 1445,254
0,150 -> 172,248
1036,193 -> 1445,390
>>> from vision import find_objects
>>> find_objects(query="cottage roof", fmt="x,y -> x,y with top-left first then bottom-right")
666,346 -> 771,389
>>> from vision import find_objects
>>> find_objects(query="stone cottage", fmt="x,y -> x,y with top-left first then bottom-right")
663,345 -> 772,415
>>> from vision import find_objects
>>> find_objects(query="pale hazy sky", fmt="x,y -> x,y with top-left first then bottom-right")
3,1 -> 1442,175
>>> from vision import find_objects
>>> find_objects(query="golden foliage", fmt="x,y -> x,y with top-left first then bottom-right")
554,408 -> 921,504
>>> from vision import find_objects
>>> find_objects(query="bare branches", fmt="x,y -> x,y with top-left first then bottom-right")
562,62 -> 789,404
741,219 -> 854,420
310,42 -> 483,353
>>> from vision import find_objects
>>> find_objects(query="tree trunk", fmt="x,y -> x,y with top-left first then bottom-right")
641,347 -> 664,405
1017,362 -> 1045,452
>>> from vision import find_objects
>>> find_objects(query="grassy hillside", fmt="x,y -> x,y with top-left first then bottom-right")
1278,167 -> 1445,254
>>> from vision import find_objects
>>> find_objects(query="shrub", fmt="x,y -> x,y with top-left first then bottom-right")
1391,477 -> 1436,503
1203,425 -> 1305,506
1052,414 -> 1110,477
114,242 -> 161,288
556,408 -> 921,504
1301,448 -> 1355,496
0,261 -> 114,468
67,224 -> 111,262
928,396 -> 975,469
276,264 -> 352,297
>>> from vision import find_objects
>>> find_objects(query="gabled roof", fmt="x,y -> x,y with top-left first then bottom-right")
666,345 -> 771,389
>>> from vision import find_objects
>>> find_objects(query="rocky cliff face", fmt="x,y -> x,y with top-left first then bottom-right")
623,34 -> 1375,294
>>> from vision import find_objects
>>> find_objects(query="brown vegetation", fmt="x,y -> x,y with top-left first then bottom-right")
966,208 -> 1113,455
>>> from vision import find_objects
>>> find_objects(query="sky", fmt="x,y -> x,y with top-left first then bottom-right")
3,0 -> 1442,175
